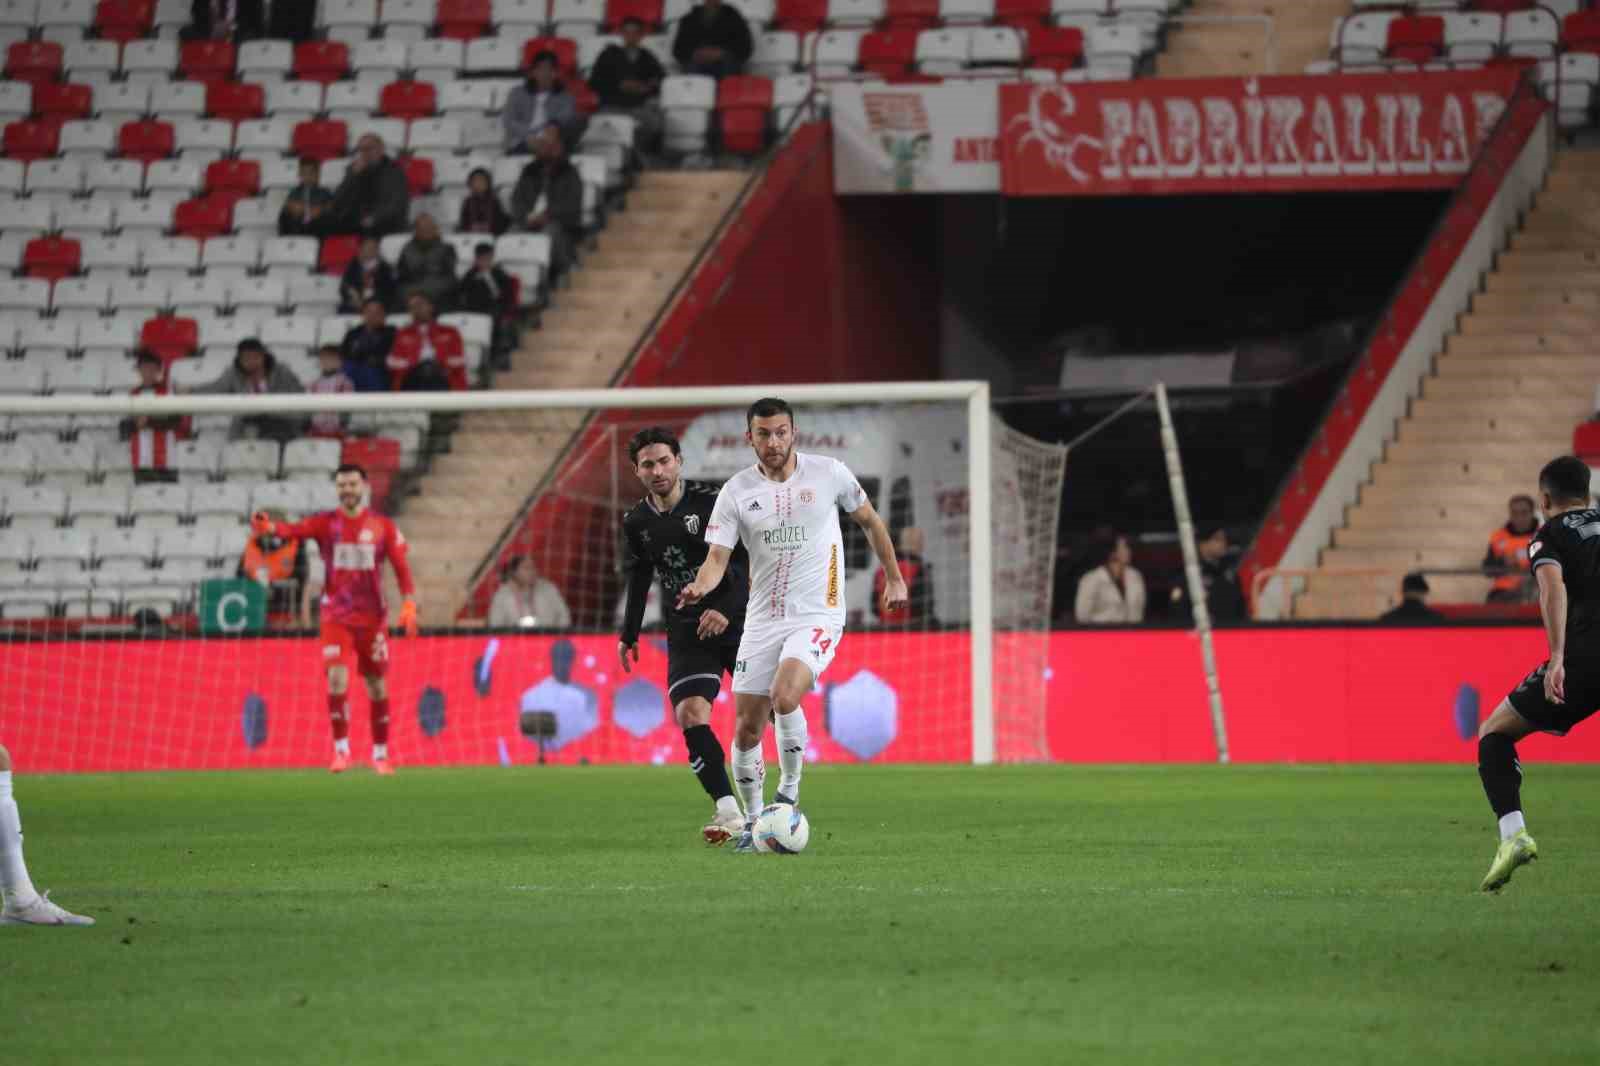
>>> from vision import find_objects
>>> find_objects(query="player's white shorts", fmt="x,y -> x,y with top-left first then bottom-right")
731,622 -> 844,695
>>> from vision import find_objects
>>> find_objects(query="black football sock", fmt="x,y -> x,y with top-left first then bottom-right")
1478,733 -> 1523,820
684,724 -> 733,801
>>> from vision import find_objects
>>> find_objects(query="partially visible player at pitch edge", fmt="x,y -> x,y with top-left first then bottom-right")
252,463 -> 418,776
619,428 -> 751,845
1476,456 -> 1599,891
679,398 -> 908,851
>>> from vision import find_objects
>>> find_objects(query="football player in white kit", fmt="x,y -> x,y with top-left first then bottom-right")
678,398 -> 908,847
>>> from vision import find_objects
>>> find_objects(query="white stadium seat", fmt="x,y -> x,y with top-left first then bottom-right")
96,82 -> 151,124
175,118 -> 234,157
190,481 -> 249,518
110,276 -> 171,314
265,80 -> 323,119
20,317 -> 80,359
661,74 -> 716,155
286,274 -> 340,315
1331,13 -> 1396,66
130,481 -> 191,519
411,39 -> 466,82
141,236 -> 203,280
351,41 -> 407,82
827,0 -> 883,29
150,79 -> 205,115
231,196 -> 281,236
52,277 -> 112,315
234,117 -> 295,157
751,31 -> 800,76
123,40 -> 181,83
59,119 -> 116,158
811,30 -> 864,78
324,79 -> 382,122
80,234 -> 142,275
26,157 -> 84,196
63,40 -> 119,78
263,236 -> 319,272
115,197 -> 177,234
238,39 -> 293,80
86,158 -> 146,199
915,28 -> 970,74
75,486 -> 133,529
439,80 -> 495,116
552,0 -> 606,37
223,439 -> 282,478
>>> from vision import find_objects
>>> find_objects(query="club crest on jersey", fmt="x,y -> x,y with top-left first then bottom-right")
798,489 -> 815,505
682,514 -> 699,535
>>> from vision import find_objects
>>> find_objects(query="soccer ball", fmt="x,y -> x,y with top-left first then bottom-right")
753,803 -> 810,854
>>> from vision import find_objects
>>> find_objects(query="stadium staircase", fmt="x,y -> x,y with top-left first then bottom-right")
1155,0 -> 1345,78
400,170 -> 748,624
1296,148 -> 1600,618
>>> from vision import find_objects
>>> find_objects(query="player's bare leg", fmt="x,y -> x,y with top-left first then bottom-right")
0,745 -> 94,926
366,674 -> 394,774
768,658 -> 814,807
327,664 -> 352,773
1478,700 -> 1540,892
676,697 -> 741,844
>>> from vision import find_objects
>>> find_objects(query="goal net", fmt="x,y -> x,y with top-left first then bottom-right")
0,383 -> 1065,773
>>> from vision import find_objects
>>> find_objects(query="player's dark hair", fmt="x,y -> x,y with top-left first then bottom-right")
746,397 -> 794,429
1539,456 -> 1590,503
627,426 -> 681,465
334,462 -> 368,481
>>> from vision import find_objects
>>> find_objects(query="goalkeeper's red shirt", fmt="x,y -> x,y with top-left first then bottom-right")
278,508 -> 415,628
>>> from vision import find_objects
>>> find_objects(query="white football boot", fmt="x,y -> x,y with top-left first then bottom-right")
0,891 -> 96,926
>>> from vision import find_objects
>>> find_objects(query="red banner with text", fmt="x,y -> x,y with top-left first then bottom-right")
1000,68 -> 1522,197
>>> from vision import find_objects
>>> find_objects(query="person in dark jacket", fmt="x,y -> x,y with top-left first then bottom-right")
458,168 -> 511,236
1171,526 -> 1248,623
396,213 -> 458,309
315,133 -> 411,237
672,0 -> 752,78
455,243 -> 519,365
338,235 -> 398,313
509,125 -> 584,280
1379,573 -> 1446,624
277,157 -> 333,237
590,17 -> 666,152
340,299 -> 397,392
183,0 -> 263,40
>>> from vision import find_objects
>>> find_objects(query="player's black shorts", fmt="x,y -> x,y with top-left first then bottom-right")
666,624 -> 742,705
1506,660 -> 1600,736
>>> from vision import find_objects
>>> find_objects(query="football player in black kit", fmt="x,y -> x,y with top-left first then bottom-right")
619,427 -> 750,845
1477,456 -> 1598,891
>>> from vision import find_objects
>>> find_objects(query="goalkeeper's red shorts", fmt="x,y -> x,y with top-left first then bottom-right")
320,620 -> 390,678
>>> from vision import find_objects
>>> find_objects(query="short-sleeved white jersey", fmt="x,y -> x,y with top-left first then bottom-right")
705,452 -> 869,628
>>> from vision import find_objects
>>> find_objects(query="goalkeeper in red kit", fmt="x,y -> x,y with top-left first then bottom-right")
252,463 -> 419,775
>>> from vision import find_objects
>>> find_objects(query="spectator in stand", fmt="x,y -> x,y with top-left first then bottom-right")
590,16 -> 666,154
314,133 -> 410,237
396,213 -> 458,310
511,125 -> 584,282
489,555 -> 573,629
1074,533 -> 1146,625
389,292 -> 468,391
120,350 -> 190,484
277,157 -> 333,238
189,337 -> 304,441
1171,526 -> 1247,623
1380,572 -> 1445,624
339,235 -> 398,313
183,0 -> 263,40
340,298 -> 396,392
458,167 -> 511,237
501,50 -> 582,154
306,344 -> 354,438
672,0 -> 753,79
874,526 -> 935,628
455,242 -> 518,366
1484,494 -> 1539,604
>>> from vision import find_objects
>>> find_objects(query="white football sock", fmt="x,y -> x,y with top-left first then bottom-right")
334,738 -> 351,757
0,772 -> 40,907
372,743 -> 388,762
1499,811 -> 1526,841
774,709 -> 808,803
731,744 -> 764,819
715,795 -> 741,816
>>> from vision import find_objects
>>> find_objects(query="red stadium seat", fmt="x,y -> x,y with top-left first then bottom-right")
883,0 -> 938,29
95,0 -> 155,42
522,36 -> 580,77
206,81 -> 266,121
33,82 -> 93,122
605,0 -> 663,30
716,75 -> 772,156
4,119 -> 61,161
293,41 -> 351,83
436,0 -> 492,39
205,158 -> 261,201
292,118 -> 348,161
319,234 -> 360,275
859,29 -> 919,77
569,78 -> 598,115
1386,15 -> 1444,63
173,196 -> 233,238
118,118 -> 175,162
179,40 -> 236,82
141,316 -> 199,364
1026,26 -> 1083,70
1565,11 -> 1600,54
1574,421 -> 1600,462
6,41 -> 64,86
401,154 -> 435,196
380,80 -> 437,119
773,0 -> 825,32
23,236 -> 81,281
993,0 -> 1047,29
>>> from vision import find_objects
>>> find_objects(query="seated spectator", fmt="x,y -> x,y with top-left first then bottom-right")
120,349 -> 190,484
397,213 -> 458,310
490,555 -> 573,629
672,0 -> 752,79
510,125 -> 584,281
189,337 -> 304,440
339,235 -> 398,313
1484,494 -> 1539,604
183,0 -> 263,40
238,507 -> 309,618
455,242 -> 518,366
1074,534 -> 1146,624
1380,572 -> 1445,624
269,0 -> 314,42
314,133 -> 410,238
874,526 -> 936,628
590,17 -> 666,153
1171,526 -> 1247,623
458,167 -> 511,236
277,157 -> 332,238
389,292 -> 468,391
340,298 -> 396,392
501,50 -> 582,154
306,343 -> 354,438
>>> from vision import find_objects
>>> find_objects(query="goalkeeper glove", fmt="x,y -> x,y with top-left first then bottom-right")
399,598 -> 418,638
249,510 -> 275,537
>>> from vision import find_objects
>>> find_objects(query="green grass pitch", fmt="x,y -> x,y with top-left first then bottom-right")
5,764 -> 1600,1065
